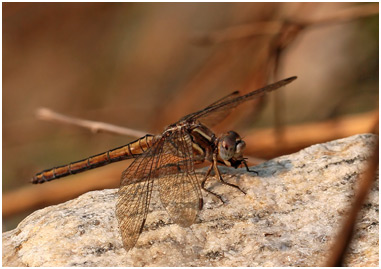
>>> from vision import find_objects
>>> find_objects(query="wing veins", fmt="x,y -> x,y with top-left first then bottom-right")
185,76 -> 297,124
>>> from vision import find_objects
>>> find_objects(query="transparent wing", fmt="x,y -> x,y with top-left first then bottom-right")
180,91 -> 240,127
157,128 -> 203,227
116,138 -> 164,251
116,127 -> 203,251
183,76 -> 297,126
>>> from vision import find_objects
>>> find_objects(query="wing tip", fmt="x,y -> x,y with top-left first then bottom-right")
285,76 -> 297,83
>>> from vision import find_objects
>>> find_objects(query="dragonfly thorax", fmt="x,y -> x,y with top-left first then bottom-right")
218,131 -> 246,162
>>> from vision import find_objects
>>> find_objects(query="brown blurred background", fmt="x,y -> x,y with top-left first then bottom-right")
2,2 -> 378,231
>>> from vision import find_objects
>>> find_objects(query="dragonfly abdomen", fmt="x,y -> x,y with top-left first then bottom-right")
31,134 -> 155,184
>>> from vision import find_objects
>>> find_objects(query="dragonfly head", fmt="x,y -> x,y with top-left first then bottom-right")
218,131 -> 246,162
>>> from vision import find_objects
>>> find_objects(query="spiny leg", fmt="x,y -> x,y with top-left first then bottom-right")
243,159 -> 258,175
201,164 -> 225,204
213,158 -> 246,195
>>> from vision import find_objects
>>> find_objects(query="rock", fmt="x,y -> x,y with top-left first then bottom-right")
2,134 -> 378,266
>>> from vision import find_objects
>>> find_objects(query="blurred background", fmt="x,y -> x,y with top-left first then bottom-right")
2,2 -> 378,231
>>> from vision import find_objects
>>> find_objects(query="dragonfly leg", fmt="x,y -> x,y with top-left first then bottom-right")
201,164 -> 225,204
243,159 -> 258,175
213,158 -> 246,195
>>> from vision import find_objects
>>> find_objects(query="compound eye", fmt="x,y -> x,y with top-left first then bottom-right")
234,140 -> 246,158
227,130 -> 240,139
219,136 -> 236,161
222,140 -> 229,149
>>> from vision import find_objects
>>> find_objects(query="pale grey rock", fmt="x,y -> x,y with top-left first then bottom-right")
2,134 -> 378,267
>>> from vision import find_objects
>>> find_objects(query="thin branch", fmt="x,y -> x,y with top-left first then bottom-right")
325,137 -> 379,266
301,3 -> 379,27
192,21 -> 281,45
193,3 -> 378,44
244,110 -> 378,159
36,107 -> 148,138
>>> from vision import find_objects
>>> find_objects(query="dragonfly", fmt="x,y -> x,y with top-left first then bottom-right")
32,76 -> 297,252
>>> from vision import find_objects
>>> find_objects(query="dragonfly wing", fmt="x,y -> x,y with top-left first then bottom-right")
186,76 -> 297,125
116,138 -> 164,251
197,102 -> 241,128
179,91 -> 240,127
157,128 -> 203,227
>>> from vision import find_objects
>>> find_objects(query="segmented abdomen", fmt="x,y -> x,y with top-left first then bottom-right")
31,135 -> 155,184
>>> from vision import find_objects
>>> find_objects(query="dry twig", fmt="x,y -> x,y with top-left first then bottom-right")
244,110 -> 378,159
325,115 -> 379,266
36,107 -> 147,138
193,3 -> 378,44
325,139 -> 378,266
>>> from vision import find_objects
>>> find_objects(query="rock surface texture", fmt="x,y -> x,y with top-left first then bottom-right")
3,134 -> 379,266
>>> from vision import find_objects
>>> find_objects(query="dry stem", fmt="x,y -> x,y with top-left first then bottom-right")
36,107 -> 147,138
